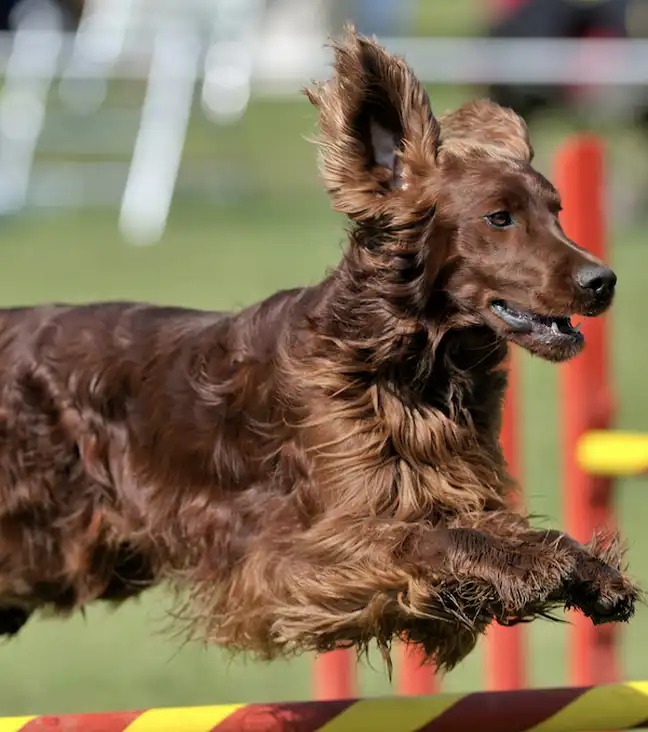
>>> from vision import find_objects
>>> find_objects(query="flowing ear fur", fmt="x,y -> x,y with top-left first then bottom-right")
305,26 -> 440,222
438,99 -> 533,163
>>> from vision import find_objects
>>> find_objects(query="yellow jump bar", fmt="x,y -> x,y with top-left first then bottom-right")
577,430 -> 648,476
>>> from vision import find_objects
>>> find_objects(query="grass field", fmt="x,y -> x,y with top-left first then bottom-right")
1,3 -> 648,715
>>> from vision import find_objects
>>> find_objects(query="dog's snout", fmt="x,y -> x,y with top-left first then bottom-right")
575,264 -> 617,299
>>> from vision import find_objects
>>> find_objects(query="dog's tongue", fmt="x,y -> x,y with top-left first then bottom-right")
490,301 -> 533,333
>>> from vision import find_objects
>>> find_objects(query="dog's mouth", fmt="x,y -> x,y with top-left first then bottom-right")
490,300 -> 583,345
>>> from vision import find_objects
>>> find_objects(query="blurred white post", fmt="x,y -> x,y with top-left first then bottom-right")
256,0 -> 329,86
200,0 -> 268,124
0,0 -> 63,215
119,15 -> 201,246
58,0 -> 135,114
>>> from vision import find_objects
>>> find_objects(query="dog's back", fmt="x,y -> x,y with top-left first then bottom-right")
0,302 -> 230,632
0,291 -> 310,636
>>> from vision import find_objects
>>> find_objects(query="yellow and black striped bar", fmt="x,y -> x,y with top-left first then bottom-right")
3,681 -> 648,731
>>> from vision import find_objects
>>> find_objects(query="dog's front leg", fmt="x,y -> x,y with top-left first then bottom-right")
196,514 -> 638,671
414,517 -> 639,628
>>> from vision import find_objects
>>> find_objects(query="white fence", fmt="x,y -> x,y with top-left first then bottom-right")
3,0 -> 648,244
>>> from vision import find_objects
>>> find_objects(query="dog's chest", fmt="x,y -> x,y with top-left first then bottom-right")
374,364 -> 510,515
404,343 -> 508,437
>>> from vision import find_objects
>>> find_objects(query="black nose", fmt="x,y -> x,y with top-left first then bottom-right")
575,264 -> 617,299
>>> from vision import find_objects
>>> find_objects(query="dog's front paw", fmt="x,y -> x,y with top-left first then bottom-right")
564,544 -> 640,625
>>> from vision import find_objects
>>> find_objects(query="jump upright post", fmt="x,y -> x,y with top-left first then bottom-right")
314,649 -> 356,701
485,350 -> 527,691
556,135 -> 618,687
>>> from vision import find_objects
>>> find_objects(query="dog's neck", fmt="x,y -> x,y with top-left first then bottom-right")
312,227 -> 507,376
307,237 -> 509,431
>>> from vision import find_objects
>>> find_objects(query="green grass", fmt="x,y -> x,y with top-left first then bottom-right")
0,84 -> 648,714
415,0 -> 489,37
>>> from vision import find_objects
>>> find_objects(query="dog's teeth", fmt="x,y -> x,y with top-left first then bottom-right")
573,322 -> 582,333
551,321 -> 560,334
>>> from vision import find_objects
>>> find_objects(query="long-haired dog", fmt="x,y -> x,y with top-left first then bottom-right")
0,28 -> 638,671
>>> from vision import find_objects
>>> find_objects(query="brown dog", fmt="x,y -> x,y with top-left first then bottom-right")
0,28 -> 638,672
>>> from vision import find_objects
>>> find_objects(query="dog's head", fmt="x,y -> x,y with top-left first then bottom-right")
306,28 -> 615,363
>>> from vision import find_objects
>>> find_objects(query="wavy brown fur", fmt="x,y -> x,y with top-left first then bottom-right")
0,28 -> 639,672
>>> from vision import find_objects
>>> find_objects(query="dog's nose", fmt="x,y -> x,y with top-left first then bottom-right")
575,264 -> 617,299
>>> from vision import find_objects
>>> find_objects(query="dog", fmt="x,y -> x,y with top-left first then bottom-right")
0,28 -> 638,672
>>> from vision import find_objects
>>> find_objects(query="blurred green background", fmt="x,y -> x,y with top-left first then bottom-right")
1,0 -> 648,717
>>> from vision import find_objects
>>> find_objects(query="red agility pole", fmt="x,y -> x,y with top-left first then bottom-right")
398,644 -> 439,696
555,135 -> 618,687
314,649 -> 356,700
485,351 -> 527,691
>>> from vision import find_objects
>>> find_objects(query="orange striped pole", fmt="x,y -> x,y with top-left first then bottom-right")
5,682 -> 648,731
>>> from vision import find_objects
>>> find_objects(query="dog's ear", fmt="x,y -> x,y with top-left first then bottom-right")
438,99 -> 533,163
305,26 -> 439,222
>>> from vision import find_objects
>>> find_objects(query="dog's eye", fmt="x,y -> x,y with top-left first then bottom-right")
485,211 -> 515,229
